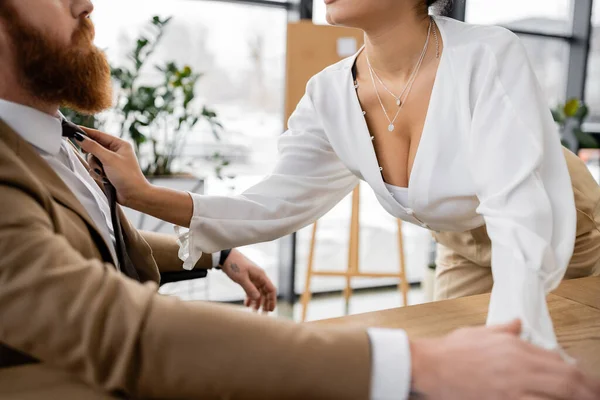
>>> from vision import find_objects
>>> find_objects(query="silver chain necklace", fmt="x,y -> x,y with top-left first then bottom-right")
368,18 -> 439,107
367,19 -> 433,108
365,17 -> 439,132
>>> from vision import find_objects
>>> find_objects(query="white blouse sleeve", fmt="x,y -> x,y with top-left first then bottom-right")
467,30 -> 576,350
179,82 -> 359,265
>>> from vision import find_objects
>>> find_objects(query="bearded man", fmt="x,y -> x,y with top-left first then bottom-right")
0,1 -> 599,399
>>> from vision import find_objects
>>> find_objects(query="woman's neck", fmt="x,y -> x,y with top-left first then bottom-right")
363,13 -> 432,79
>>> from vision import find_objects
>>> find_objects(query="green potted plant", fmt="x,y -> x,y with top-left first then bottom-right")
111,16 -> 225,177
552,98 -> 597,153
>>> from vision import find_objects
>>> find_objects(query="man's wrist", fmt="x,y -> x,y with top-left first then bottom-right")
367,328 -> 412,400
409,338 -> 433,397
212,252 -> 222,269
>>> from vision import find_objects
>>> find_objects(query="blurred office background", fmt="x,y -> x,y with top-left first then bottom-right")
89,0 -> 600,321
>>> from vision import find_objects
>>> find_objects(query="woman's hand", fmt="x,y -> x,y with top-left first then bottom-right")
76,127 -> 151,207
77,127 -> 195,228
221,249 -> 277,313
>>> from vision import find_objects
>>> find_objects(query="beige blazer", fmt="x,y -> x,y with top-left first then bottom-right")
0,120 -> 371,399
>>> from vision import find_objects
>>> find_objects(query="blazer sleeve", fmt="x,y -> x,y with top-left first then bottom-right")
0,184 -> 371,399
182,80 -> 360,258
467,29 -> 576,350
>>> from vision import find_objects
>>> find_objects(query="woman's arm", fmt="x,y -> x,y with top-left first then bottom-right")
467,28 -> 576,350
182,89 -> 360,253
130,184 -> 194,228
80,79 -> 359,254
78,128 -> 195,228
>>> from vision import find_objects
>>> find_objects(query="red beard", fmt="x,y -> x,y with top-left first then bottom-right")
0,6 -> 112,114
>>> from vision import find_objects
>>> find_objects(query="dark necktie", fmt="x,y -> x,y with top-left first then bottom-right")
61,119 -> 141,282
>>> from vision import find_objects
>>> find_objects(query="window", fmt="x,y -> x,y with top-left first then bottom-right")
466,0 -> 574,108
313,0 -> 328,25
93,0 -> 287,301
314,0 -> 573,107
294,188 -> 430,296
586,1 -> 600,125
466,0 -> 574,36
514,37 -> 569,108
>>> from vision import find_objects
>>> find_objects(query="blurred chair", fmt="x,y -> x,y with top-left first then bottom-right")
159,269 -> 208,286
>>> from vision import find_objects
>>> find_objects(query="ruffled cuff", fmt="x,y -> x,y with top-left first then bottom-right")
486,264 -> 574,363
173,191 -> 205,270
174,225 -> 202,271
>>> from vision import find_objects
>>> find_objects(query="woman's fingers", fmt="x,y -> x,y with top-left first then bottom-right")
79,126 -> 123,151
76,134 -> 115,165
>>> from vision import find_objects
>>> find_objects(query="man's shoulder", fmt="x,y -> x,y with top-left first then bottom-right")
0,125 -> 38,191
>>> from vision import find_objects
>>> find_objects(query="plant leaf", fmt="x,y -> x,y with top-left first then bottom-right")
551,108 -> 565,124
574,129 -> 599,149
564,98 -> 581,118
574,104 -> 589,122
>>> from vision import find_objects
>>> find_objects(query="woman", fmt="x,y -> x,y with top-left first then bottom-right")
80,0 -> 600,351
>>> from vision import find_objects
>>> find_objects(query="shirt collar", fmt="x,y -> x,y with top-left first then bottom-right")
0,99 -> 63,156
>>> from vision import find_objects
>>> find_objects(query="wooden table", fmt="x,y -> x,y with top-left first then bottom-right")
314,277 -> 600,378
553,276 -> 600,310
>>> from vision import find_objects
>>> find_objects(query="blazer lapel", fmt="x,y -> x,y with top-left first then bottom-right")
0,119 -> 117,267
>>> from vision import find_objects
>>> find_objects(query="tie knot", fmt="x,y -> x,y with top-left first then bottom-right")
61,118 -> 86,139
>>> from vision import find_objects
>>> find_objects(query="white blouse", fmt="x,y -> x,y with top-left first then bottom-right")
182,16 -> 576,351
384,184 -> 410,208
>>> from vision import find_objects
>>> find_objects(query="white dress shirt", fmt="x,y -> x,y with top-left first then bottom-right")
0,99 -> 120,267
180,16 -> 577,398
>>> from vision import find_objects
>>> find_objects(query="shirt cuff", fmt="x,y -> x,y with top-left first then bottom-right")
367,328 -> 411,400
174,225 -> 201,270
486,265 -> 558,350
212,251 -> 222,268
173,192 -> 204,271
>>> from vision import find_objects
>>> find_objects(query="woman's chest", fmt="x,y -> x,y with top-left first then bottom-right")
319,76 -> 483,231
357,60 -> 439,188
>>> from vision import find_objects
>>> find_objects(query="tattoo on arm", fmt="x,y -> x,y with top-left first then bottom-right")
229,263 -> 240,273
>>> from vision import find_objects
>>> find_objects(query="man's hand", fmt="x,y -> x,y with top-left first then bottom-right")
410,320 -> 600,400
221,249 -> 277,313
